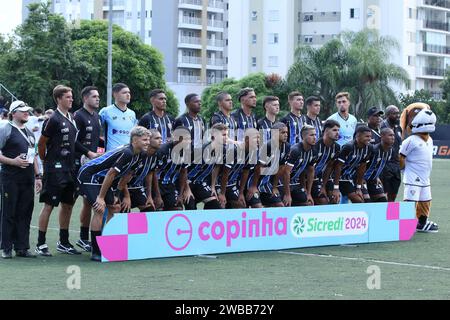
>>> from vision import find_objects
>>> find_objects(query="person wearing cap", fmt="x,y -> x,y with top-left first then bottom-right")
0,101 -> 42,259
367,107 -> 384,145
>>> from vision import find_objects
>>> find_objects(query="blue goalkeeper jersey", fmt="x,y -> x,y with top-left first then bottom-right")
99,104 -> 137,151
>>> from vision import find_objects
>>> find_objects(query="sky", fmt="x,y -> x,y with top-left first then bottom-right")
0,1 -> 22,37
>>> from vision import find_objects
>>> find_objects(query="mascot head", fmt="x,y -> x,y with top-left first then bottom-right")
411,109 -> 436,134
400,102 -> 431,139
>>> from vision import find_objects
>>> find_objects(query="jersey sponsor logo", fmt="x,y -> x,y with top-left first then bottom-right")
112,129 -> 130,135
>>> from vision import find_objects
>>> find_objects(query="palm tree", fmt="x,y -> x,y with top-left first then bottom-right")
341,29 -> 409,119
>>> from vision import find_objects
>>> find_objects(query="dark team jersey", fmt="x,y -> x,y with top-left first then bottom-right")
222,144 -> 258,187
73,107 -> 102,160
138,111 -> 175,144
369,127 -> 381,145
286,142 -> 316,185
281,112 -> 305,145
127,152 -> 159,189
187,142 -> 228,185
156,142 -> 189,185
364,143 -> 393,181
257,117 -> 276,145
174,113 -> 205,150
77,145 -> 142,187
381,120 -> 402,165
314,138 -> 340,179
255,142 -> 290,194
0,124 -> 35,182
337,141 -> 373,181
210,111 -> 238,141
304,115 -> 323,139
231,108 -> 258,141
41,109 -> 78,173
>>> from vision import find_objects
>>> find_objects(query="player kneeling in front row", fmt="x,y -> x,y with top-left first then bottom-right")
400,109 -> 438,233
118,130 -> 162,213
77,126 -> 150,261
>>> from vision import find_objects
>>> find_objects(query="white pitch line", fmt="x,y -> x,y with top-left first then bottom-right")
278,251 -> 450,272
30,225 -> 79,234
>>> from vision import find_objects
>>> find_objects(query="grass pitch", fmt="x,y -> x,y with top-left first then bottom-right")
1,160 -> 450,300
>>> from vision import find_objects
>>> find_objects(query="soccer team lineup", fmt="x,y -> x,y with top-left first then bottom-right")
0,84 -> 438,262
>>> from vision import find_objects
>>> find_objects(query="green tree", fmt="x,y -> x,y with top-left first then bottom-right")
341,29 -> 409,119
286,29 -> 409,120
399,89 -> 448,124
286,39 -> 347,118
71,20 -> 179,117
0,2 -> 88,109
201,73 -> 287,121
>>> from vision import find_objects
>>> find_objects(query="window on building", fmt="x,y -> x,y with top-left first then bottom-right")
126,12 -> 132,19
148,30 -> 151,37
304,35 -> 313,43
350,8 -> 360,19
252,57 -> 257,67
251,11 -> 257,21
408,56 -> 415,66
252,34 -> 257,44
268,56 -> 279,67
269,10 -> 280,21
269,33 -> 279,44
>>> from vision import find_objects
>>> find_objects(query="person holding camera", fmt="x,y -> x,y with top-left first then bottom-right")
35,85 -> 80,256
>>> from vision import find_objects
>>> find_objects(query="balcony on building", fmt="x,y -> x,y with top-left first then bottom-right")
179,16 -> 203,29
424,20 -> 450,32
420,0 -> 450,10
423,43 -> 450,54
179,75 -> 202,83
423,66 -> 446,76
178,56 -> 203,68
179,36 -> 202,49
179,0 -> 203,10
208,0 -> 225,13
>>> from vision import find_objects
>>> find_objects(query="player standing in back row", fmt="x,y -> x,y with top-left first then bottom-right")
99,83 -> 137,152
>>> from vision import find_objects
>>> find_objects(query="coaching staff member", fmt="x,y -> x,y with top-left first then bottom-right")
36,85 -> 80,256
0,101 -> 42,259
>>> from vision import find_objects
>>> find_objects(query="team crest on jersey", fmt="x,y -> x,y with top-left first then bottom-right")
188,126 -> 193,130
410,190 -> 416,196
113,116 -> 118,120
243,122 -> 247,126
155,124 -> 159,128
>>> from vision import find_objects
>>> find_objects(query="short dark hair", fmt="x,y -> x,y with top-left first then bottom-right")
355,125 -> 371,135
263,96 -> 279,109
149,129 -> 161,137
185,93 -> 199,105
288,91 -> 303,101
381,127 -> 393,135
81,86 -> 99,100
149,89 -> 165,99
215,91 -> 231,103
34,108 -> 43,114
237,87 -> 255,102
112,83 -> 129,93
323,119 -> 340,131
305,96 -> 321,107
53,85 -> 72,103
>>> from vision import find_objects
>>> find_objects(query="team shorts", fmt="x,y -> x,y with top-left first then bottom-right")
380,163 -> 401,194
121,187 -> 148,209
217,184 -> 240,203
40,171 -> 76,207
77,183 -> 116,207
280,184 -> 308,206
311,179 -> 334,199
366,180 -> 385,197
339,180 -> 357,197
404,184 -> 432,202
190,182 -> 215,203
159,183 -> 180,210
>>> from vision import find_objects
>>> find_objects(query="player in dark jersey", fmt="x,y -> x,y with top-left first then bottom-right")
153,127 -> 192,211
232,88 -> 258,142
257,96 -> 280,145
36,85 -> 80,257
333,125 -> 373,204
118,130 -> 162,212
185,123 -> 228,210
73,86 -> 104,252
254,122 -> 290,207
138,89 -> 175,144
311,120 -> 341,205
367,107 -> 384,145
362,128 -> 394,202
77,126 -> 150,261
380,105 -> 402,202
281,91 -> 305,145
282,125 -> 317,206
304,96 -> 323,139
218,128 -> 259,208
210,92 -> 238,142
174,94 -> 205,157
